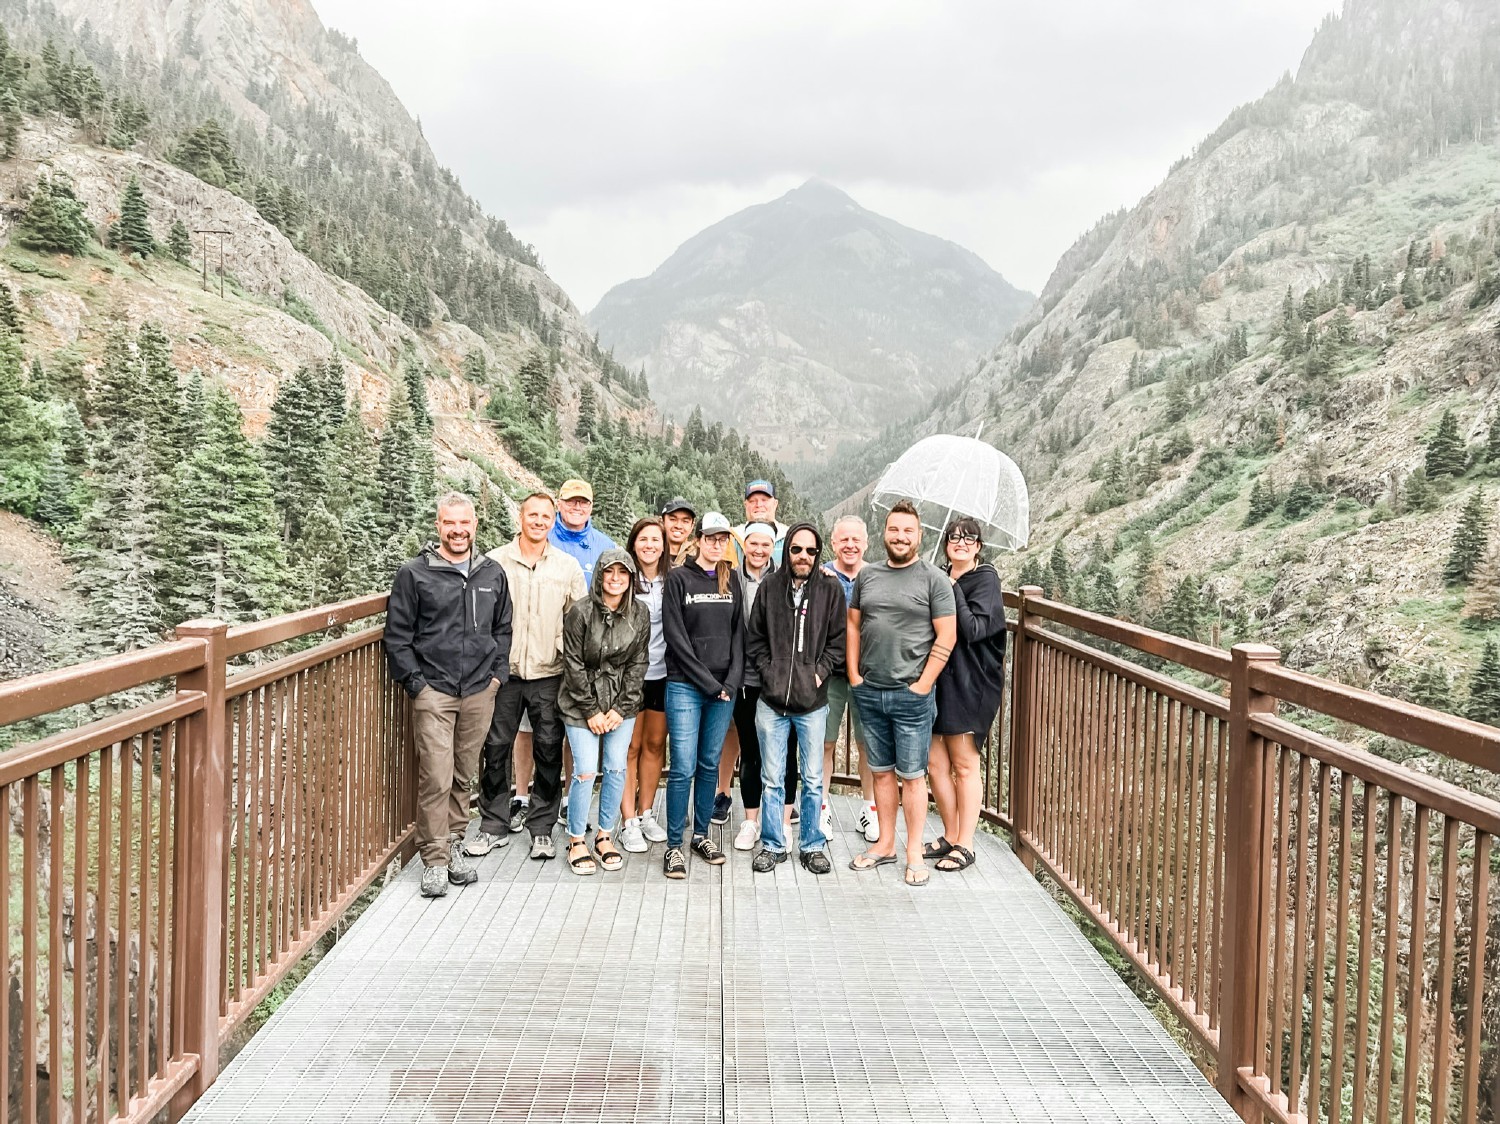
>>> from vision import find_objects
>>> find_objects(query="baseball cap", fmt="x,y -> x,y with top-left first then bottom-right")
558,479 -> 593,501
700,512 -> 732,535
744,480 -> 776,499
661,496 -> 696,517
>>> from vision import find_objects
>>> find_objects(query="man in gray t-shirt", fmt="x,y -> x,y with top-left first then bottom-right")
847,500 -> 956,886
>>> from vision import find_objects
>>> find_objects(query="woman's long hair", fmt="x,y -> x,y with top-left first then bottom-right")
942,516 -> 985,574
626,516 -> 666,593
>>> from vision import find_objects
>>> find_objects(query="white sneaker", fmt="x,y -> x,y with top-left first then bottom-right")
858,807 -> 880,843
819,804 -> 833,839
733,819 -> 760,851
619,818 -> 649,853
639,808 -> 667,843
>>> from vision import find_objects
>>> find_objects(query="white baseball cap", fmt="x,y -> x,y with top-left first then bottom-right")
700,512 -> 732,535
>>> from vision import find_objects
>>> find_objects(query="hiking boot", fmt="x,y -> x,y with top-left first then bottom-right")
858,807 -> 880,843
639,808 -> 667,843
619,818 -> 649,853
448,839 -> 479,885
463,830 -> 508,857
420,864 -> 449,897
663,847 -> 687,879
752,848 -> 787,873
529,834 -> 556,861
800,850 -> 832,875
733,819 -> 759,851
508,798 -> 528,834
691,834 -> 727,865
711,793 -> 732,825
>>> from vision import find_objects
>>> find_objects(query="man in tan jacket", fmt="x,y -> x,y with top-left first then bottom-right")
469,491 -> 587,860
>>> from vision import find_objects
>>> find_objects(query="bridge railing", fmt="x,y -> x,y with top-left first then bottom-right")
1003,585 -> 1499,1124
0,595 -> 411,1124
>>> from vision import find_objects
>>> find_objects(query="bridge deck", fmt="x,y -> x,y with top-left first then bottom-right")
185,795 -> 1236,1123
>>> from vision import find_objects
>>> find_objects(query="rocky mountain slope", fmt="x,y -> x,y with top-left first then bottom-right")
588,179 -> 1033,462
812,0 -> 1500,708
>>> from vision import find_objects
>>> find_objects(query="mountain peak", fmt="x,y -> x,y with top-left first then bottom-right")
783,178 -> 857,210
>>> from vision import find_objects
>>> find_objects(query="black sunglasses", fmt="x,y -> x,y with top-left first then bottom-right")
787,544 -> 816,556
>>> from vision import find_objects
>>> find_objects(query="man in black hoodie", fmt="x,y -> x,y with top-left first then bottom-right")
745,523 -> 845,874
385,492 -> 513,898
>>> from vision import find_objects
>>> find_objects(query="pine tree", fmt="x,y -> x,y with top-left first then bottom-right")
24,358 -> 46,400
1243,477 -> 1276,526
0,87 -> 20,159
576,383 -> 597,441
1403,467 -> 1437,513
16,174 -> 91,255
1465,639 -> 1500,726
1018,556 -> 1044,590
1425,410 -> 1465,478
1131,533 -> 1166,621
0,334 -> 47,515
1091,567 -> 1121,616
1464,543 -> 1500,622
517,349 -> 554,423
167,219 -> 193,265
1164,378 -> 1189,424
75,422 -> 165,652
264,365 -> 331,540
166,386 -> 285,621
1162,576 -> 1203,640
1047,540 -> 1071,602
1283,476 -> 1318,519
110,176 -> 155,257
0,282 -> 21,337
1411,661 -> 1452,712
1444,488 -> 1489,583
136,321 -> 185,474
34,443 -> 79,529
377,378 -> 435,545
400,351 -> 432,433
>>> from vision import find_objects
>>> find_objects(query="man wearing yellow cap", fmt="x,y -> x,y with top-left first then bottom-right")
549,478 -> 619,588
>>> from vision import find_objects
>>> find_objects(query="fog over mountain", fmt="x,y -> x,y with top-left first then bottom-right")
588,180 -> 1033,462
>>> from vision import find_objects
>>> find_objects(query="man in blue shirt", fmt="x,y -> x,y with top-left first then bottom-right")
548,478 -> 618,587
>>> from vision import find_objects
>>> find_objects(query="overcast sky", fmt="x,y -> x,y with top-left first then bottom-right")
314,0 -> 1341,312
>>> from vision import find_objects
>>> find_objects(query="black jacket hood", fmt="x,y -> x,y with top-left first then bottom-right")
783,521 -> 824,568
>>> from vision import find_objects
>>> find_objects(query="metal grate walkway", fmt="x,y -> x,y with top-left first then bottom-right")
185,795 -> 1237,1123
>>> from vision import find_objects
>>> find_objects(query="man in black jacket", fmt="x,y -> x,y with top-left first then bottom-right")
385,492 -> 513,898
745,523 -> 845,874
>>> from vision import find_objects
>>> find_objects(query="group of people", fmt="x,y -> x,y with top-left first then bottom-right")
384,476 -> 1008,897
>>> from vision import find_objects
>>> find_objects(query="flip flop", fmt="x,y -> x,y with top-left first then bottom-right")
849,850 -> 898,871
904,863 -> 931,887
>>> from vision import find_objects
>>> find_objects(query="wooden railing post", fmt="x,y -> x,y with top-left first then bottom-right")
1008,585 -> 1043,870
170,619 -> 229,1120
1217,642 -> 1281,1118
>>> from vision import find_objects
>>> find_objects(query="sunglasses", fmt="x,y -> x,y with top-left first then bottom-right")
947,532 -> 980,545
787,544 -> 816,556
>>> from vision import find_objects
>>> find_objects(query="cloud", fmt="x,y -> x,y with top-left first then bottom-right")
315,0 -> 1341,309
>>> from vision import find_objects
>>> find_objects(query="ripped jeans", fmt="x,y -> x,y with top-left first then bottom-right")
564,719 -> 637,838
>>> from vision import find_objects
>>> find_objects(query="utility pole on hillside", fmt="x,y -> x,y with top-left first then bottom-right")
194,228 -> 231,298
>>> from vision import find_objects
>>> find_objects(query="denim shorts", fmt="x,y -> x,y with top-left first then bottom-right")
850,683 -> 936,780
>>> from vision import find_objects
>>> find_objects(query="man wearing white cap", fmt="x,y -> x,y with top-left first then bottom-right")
549,478 -> 618,587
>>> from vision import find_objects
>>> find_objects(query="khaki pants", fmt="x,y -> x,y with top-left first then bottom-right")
413,683 -> 498,866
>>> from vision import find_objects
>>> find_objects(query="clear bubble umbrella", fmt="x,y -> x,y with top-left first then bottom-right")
869,430 -> 1030,560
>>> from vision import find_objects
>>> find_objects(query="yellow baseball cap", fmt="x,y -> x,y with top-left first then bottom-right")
558,479 -> 593,501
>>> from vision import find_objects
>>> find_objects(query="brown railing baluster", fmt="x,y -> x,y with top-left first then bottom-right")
1460,831 -> 1490,1123
1007,586 -> 1042,867
169,620 -> 228,1119
1430,817 -> 1459,1120
1217,642 -> 1281,1119
1401,805 -> 1427,1124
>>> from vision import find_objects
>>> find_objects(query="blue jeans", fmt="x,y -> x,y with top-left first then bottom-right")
852,684 -> 937,779
664,680 -> 735,847
565,719 -> 636,838
755,701 -> 828,854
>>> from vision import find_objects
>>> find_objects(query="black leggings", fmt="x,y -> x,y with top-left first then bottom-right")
733,685 -> 798,811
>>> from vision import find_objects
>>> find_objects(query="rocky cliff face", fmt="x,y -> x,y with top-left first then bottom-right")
588,179 -> 1033,462
820,0 -> 1500,701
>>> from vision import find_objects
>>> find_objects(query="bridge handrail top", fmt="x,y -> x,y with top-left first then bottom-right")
1008,589 -> 1234,679
0,636 -> 208,726
222,592 -> 389,657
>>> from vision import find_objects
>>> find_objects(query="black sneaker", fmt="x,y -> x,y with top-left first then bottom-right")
711,792 -> 732,825
752,848 -> 788,873
663,847 -> 687,880
691,834 -> 727,865
799,850 -> 832,875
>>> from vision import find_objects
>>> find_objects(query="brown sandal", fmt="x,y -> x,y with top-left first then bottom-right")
594,833 -> 623,871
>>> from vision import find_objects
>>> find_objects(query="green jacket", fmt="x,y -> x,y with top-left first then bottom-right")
558,597 -> 650,726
